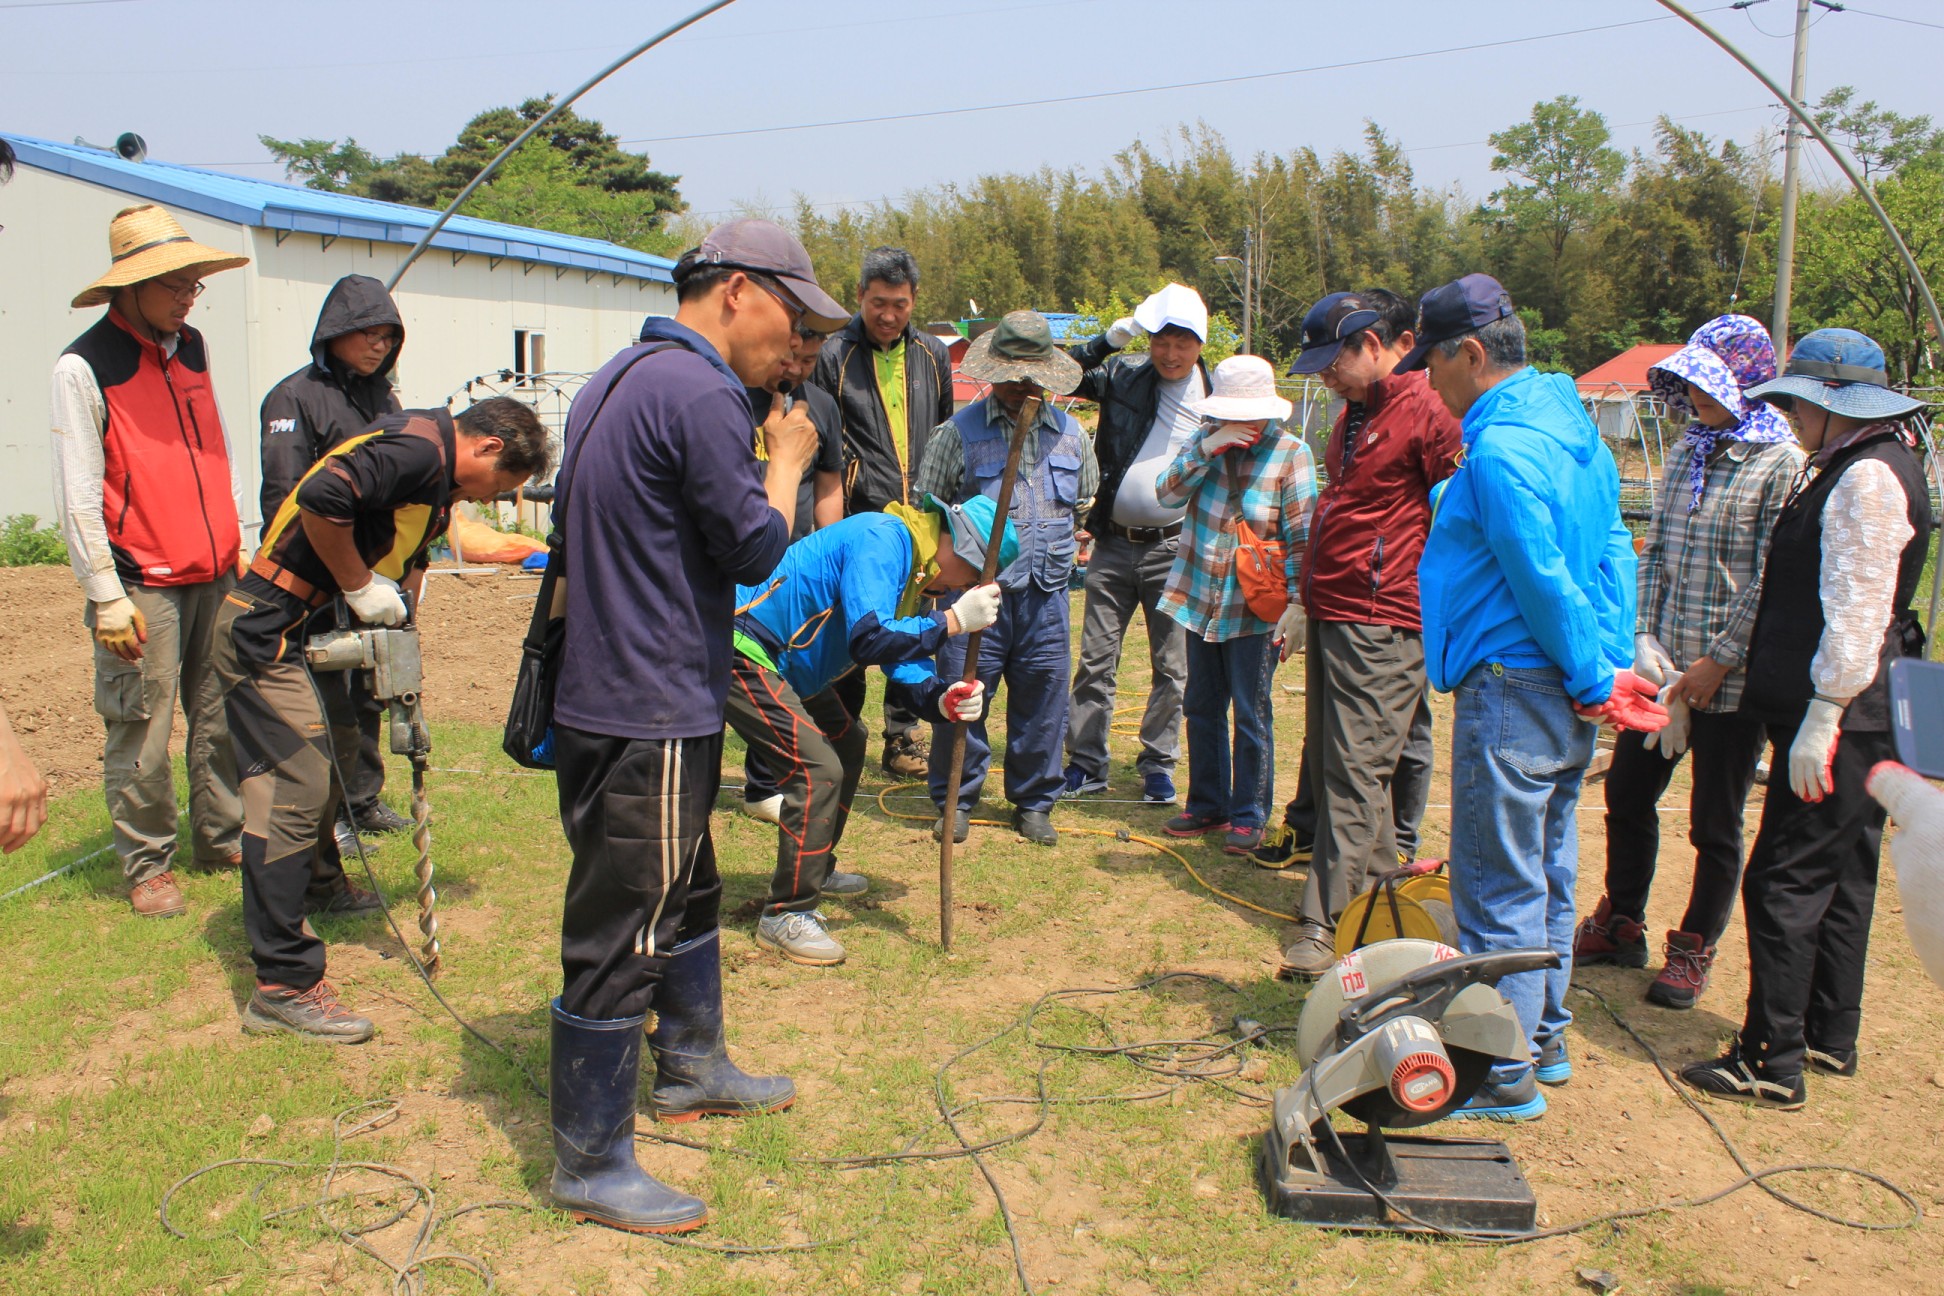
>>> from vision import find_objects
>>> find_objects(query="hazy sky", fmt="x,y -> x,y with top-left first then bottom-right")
4,0 -> 1938,225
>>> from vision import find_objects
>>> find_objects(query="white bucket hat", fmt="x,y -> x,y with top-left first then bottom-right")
1189,355 -> 1293,423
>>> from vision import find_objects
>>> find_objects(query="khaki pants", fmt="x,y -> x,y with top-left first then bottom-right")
87,577 -> 243,883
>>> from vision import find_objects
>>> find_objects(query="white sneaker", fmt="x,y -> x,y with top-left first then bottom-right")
823,870 -> 869,896
742,792 -> 784,825
755,910 -> 846,966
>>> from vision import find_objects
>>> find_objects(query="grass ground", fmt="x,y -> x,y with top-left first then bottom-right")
0,619 -> 1939,1294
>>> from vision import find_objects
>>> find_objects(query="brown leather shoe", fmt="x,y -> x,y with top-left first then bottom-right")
243,979 -> 374,1043
881,734 -> 928,778
130,871 -> 187,918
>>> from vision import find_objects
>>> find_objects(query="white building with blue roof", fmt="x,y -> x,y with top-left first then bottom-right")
0,134 -> 678,532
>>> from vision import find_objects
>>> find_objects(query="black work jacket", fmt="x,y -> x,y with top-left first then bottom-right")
1065,334 -> 1211,536
809,317 -> 955,515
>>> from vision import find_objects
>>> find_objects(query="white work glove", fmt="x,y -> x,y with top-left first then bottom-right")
1643,677 -> 1691,758
1788,698 -> 1844,803
1104,316 -> 1139,349
951,583 -> 1002,635
92,595 -> 148,662
940,679 -> 985,723
1865,760 -> 1944,991
344,572 -> 408,627
1273,604 -> 1306,662
1200,423 -> 1258,456
1633,632 -> 1676,689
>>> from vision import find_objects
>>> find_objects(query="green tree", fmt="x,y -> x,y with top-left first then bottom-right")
1814,85 -> 1944,185
1792,160 -> 1943,383
257,135 -> 382,192
1482,96 -> 1627,332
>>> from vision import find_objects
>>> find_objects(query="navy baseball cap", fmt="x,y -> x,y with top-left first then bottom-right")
1395,273 -> 1517,373
1287,292 -> 1383,375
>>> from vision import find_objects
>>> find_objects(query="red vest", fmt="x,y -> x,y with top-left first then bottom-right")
64,309 -> 241,586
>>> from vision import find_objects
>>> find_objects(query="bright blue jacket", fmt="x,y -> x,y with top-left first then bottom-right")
1418,366 -> 1634,703
733,513 -> 949,712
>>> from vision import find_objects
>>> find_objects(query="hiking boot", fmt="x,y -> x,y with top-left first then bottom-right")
130,871 -> 186,918
1572,895 -> 1648,968
1060,764 -> 1108,799
1646,931 -> 1716,1009
1806,1045 -> 1858,1078
741,792 -> 784,826
1535,1034 -> 1572,1086
647,929 -> 796,1123
1163,811 -> 1228,838
1449,1069 -> 1547,1122
755,910 -> 846,966
932,808 -> 970,843
1680,1045 -> 1805,1110
1277,920 -> 1337,980
1013,808 -> 1058,846
1223,825 -> 1264,856
1141,773 -> 1176,805
822,870 -> 869,897
1250,824 -> 1311,870
881,734 -> 927,779
352,800 -> 414,835
243,979 -> 374,1043
305,879 -> 385,915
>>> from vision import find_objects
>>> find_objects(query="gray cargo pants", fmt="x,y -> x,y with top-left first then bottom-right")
1065,532 -> 1186,783
86,577 -> 242,883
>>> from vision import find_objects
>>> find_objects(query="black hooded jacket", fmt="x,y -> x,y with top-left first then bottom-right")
258,275 -> 405,523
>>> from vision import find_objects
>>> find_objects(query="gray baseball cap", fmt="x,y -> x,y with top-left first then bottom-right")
694,218 -> 849,332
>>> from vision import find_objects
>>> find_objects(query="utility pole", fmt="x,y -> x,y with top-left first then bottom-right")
1770,0 -> 1812,350
1241,228 -> 1255,356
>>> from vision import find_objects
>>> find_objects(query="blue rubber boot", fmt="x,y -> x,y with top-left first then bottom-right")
549,998 -> 707,1234
647,930 -> 797,1123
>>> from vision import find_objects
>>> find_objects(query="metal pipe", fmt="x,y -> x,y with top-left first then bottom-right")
384,0 -> 740,291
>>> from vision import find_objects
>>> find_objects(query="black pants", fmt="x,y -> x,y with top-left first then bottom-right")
833,664 -> 919,745
1601,708 -> 1766,944
724,657 -> 866,914
1284,689 -> 1434,859
557,724 -> 724,1021
319,670 -> 387,814
1738,722 -> 1891,1079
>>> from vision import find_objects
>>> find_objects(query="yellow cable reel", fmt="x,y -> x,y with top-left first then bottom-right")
1333,860 -> 1460,958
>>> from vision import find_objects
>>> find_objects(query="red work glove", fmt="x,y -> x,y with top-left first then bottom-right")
1571,669 -> 1669,733
940,679 -> 985,723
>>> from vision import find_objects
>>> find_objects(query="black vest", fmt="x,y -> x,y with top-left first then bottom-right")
1740,427 -> 1931,731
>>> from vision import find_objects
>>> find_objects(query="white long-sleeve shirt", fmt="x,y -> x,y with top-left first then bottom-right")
49,333 -> 247,603
1813,456 -> 1916,703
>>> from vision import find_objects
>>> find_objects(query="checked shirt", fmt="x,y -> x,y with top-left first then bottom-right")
1636,437 -> 1804,712
1154,427 -> 1315,642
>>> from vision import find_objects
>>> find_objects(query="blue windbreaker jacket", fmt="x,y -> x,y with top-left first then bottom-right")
733,513 -> 950,713
1418,366 -> 1635,703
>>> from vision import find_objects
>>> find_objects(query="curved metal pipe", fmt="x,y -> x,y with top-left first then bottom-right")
384,0 -> 740,291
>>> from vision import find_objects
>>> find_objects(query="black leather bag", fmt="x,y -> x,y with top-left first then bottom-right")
502,341 -> 683,768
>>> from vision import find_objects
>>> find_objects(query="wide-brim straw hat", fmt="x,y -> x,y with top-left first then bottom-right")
73,204 -> 249,309
1190,354 -> 1293,423
960,310 -> 1082,396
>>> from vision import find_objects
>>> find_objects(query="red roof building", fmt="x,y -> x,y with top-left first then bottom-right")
1576,344 -> 1682,396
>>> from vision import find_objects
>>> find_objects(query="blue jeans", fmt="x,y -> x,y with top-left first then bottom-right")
1182,631 -> 1276,830
1447,662 -> 1596,1082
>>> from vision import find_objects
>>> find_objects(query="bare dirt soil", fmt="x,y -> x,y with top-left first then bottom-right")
0,563 -> 532,792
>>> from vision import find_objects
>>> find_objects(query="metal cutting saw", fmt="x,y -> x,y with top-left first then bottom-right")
1259,938 -> 1559,1235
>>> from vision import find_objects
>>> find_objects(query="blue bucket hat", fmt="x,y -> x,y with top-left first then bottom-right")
923,493 -> 1020,575
1744,328 -> 1928,421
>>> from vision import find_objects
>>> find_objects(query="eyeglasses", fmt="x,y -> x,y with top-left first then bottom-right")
744,272 -> 808,331
357,326 -> 403,348
150,279 -> 206,302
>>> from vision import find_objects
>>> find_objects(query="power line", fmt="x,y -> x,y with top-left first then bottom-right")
1845,4 -> 1944,30
0,0 -> 140,7
619,8 -> 1739,147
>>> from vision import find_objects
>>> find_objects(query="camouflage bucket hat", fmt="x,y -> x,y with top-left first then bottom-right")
959,310 -> 1082,395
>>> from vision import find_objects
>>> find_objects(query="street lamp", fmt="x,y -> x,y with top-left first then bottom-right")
1214,246 -> 1253,355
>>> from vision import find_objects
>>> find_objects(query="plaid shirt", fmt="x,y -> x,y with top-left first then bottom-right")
1637,437 -> 1804,712
1155,425 -> 1315,641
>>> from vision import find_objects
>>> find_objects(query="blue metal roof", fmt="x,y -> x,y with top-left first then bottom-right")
5,134 -> 676,284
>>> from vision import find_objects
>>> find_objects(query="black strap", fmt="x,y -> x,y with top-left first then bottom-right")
518,340 -> 687,655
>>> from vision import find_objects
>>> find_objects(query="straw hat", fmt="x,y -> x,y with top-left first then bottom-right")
72,204 -> 249,309
959,311 -> 1082,395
